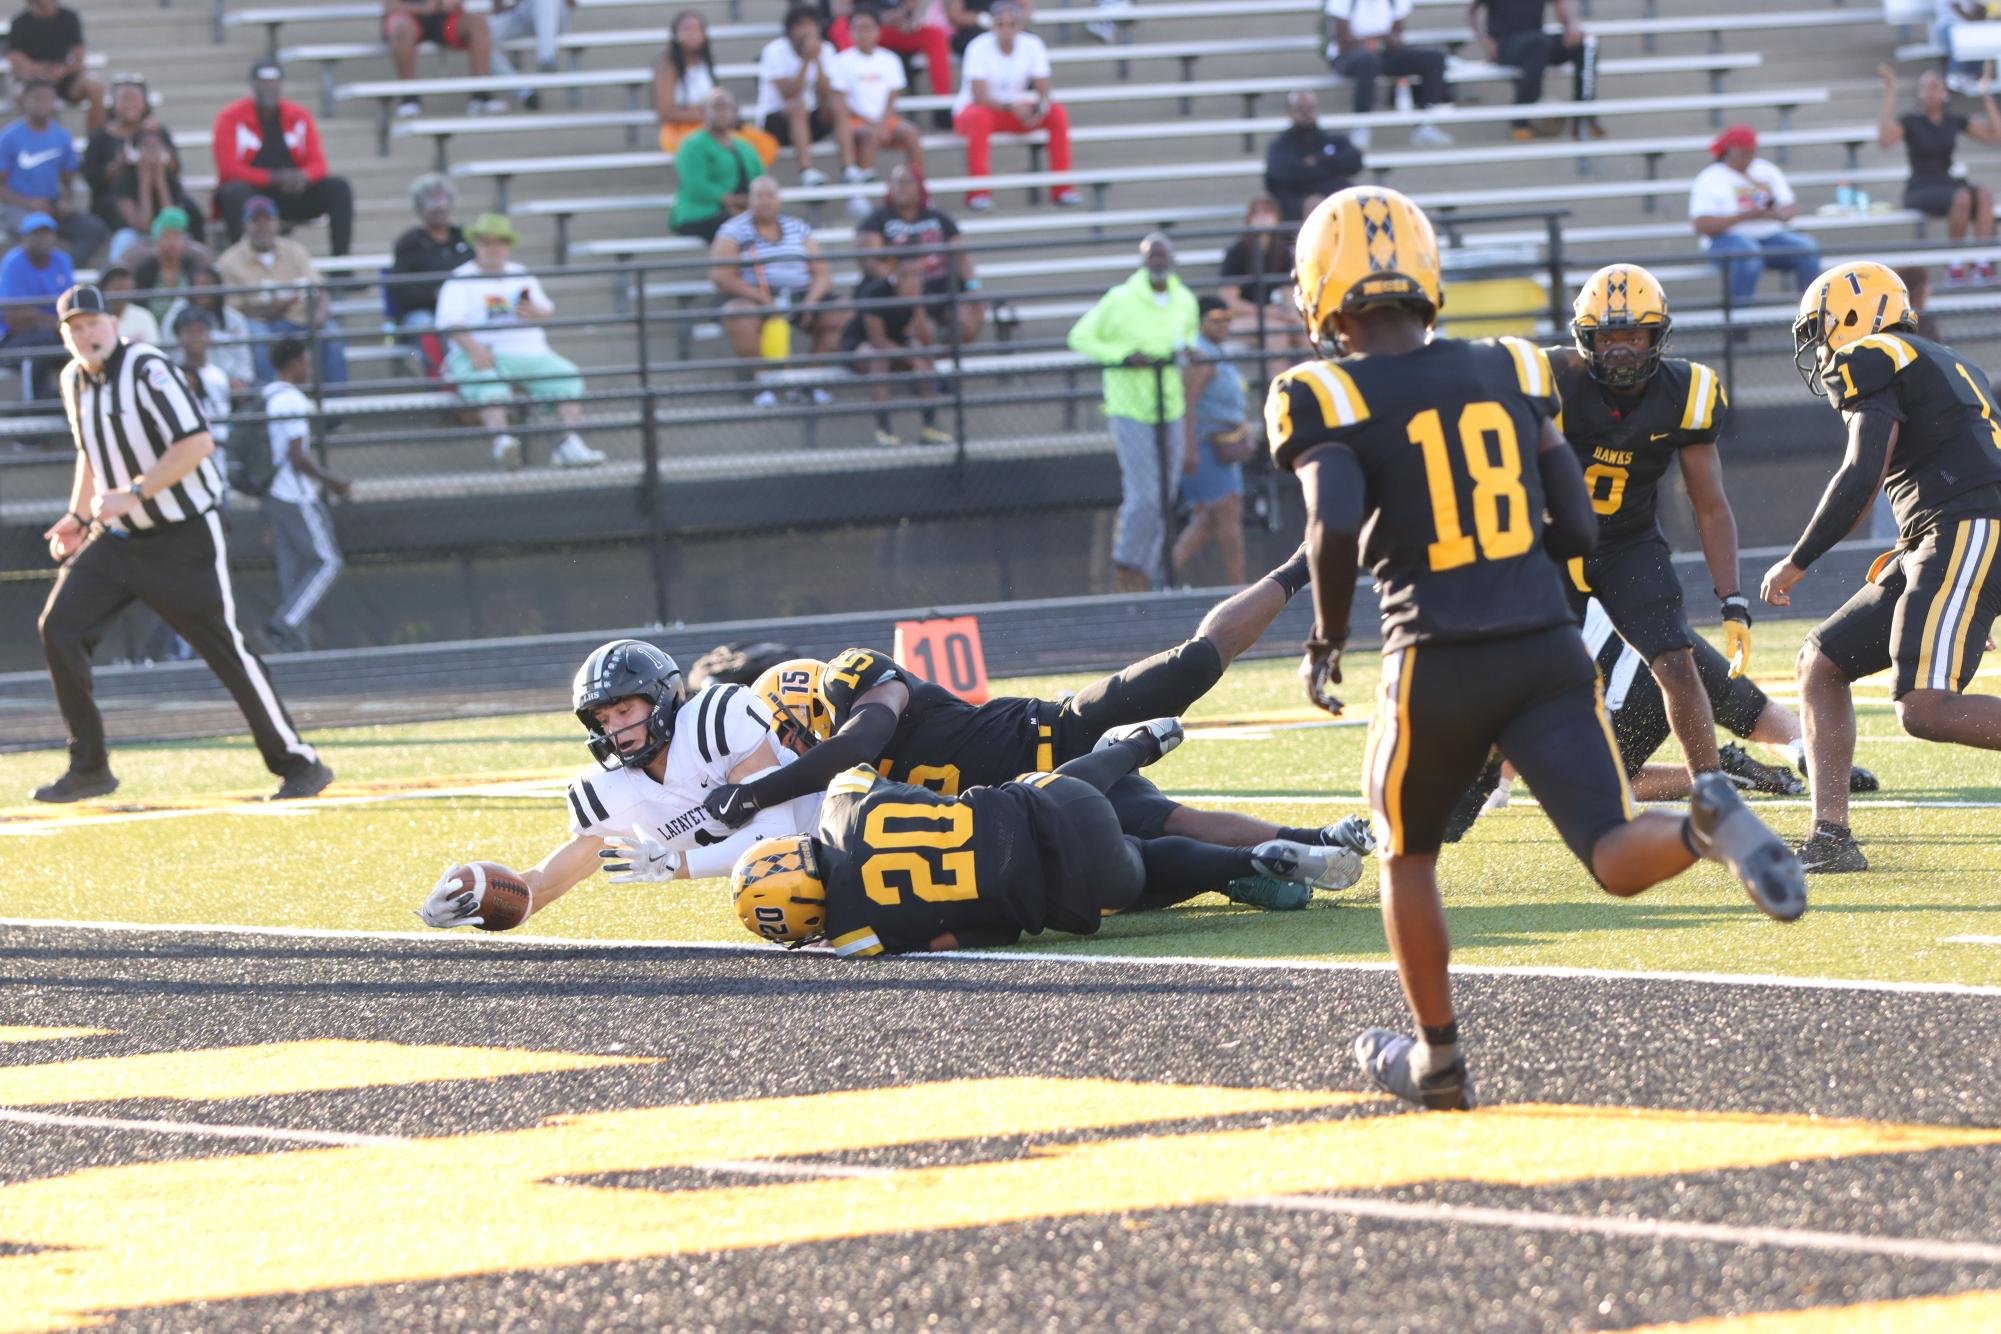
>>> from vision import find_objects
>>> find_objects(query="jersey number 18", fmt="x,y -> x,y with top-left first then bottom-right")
1408,402 -> 1533,571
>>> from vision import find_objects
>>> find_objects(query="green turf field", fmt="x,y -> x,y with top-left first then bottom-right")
4,618 -> 1998,987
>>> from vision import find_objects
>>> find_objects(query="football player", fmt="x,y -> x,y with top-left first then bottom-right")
695,565 -> 1376,909
1553,264 -> 1750,781
1764,261 -> 2001,872
415,640 -> 818,929
728,719 -> 1361,956
1273,186 -> 1804,1111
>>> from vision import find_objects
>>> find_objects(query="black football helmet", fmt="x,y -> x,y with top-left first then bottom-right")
572,639 -> 687,770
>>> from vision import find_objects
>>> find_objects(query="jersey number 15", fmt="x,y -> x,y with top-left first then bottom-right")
1408,402 -> 1534,571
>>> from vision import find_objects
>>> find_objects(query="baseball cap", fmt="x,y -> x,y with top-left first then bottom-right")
243,195 -> 279,219
250,60 -> 283,83
17,211 -> 55,234
151,206 -> 190,238
468,212 -> 521,244
1710,124 -> 1757,158
56,284 -> 109,322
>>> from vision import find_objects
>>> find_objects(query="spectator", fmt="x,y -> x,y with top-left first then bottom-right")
215,194 -> 350,387
7,0 -> 104,132
0,213 -> 71,395
99,264 -> 160,344
1324,0 -> 1454,148
387,173 -> 472,340
383,0 -> 502,118
835,5 -> 926,180
1175,297 -> 1250,587
133,211 -> 209,317
842,257 -> 950,447
160,267 -> 255,389
944,0 -> 1035,57
212,62 -> 358,256
954,1 -> 1077,211
1065,232 -> 1199,593
0,81 -> 106,262
1880,64 -> 2001,285
830,0 -> 953,128
755,5 -> 862,187
655,11 -> 781,162
1264,90 -> 1362,222
82,77 -> 160,244
488,0 -> 572,108
109,125 -> 202,263
857,164 -> 984,345
434,212 -> 606,470
1937,1 -> 1992,97
1468,0 -> 1600,140
170,307 -> 234,445
1688,124 -> 1821,308
711,176 -> 843,400
260,337 -> 351,651
670,89 -> 769,243
1217,194 -> 1304,351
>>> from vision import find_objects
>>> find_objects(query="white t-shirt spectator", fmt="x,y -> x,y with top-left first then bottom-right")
833,45 -> 906,124
1687,158 -> 1796,247
118,303 -> 161,346
261,379 -> 317,505
1324,0 -> 1411,42
754,37 -> 840,122
434,260 -> 556,358
954,31 -> 1053,118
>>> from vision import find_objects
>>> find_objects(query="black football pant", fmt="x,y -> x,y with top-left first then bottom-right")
1052,740 -> 1262,913
38,514 -> 320,777
1498,29 -> 1596,120
1329,44 -> 1450,113
1051,635 -> 1225,761
217,176 -> 357,256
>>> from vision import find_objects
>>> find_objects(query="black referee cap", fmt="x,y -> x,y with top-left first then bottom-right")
56,284 -> 109,322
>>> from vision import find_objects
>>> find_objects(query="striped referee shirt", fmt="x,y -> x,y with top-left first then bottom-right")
62,338 -> 221,532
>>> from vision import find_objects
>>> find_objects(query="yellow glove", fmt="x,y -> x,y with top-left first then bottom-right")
1721,595 -> 1753,679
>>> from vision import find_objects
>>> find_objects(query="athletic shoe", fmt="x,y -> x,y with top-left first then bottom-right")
966,191 -> 995,212
919,425 -> 954,446
1094,717 -> 1184,766
1354,1028 -> 1473,1111
1442,754 -> 1504,843
31,767 -> 118,803
469,96 -> 509,116
1321,814 -> 1377,856
874,428 -> 901,448
551,433 -> 606,467
752,389 -> 779,409
1221,876 -> 1310,911
1483,778 -> 1512,811
1796,821 -> 1868,874
1051,187 -> 1083,207
271,760 -> 334,801
492,433 -> 522,470
799,166 -> 831,188
1792,753 -> 1881,793
1719,743 -> 1806,796
810,387 -> 835,406
1250,840 -> 1363,893
1510,125 -> 1534,142
1085,19 -> 1118,42
395,98 -> 423,119
842,164 -> 875,184
1409,122 -> 1453,147
1687,772 -> 1807,920
519,89 -> 541,111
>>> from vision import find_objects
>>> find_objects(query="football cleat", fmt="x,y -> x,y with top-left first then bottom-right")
1321,814 -> 1377,856
30,767 -> 118,803
1354,1028 -> 1473,1111
1250,840 -> 1363,893
1094,717 -> 1184,766
1790,754 -> 1881,793
1687,772 -> 1807,921
1719,743 -> 1806,796
1796,822 -> 1869,874
1221,876 -> 1310,911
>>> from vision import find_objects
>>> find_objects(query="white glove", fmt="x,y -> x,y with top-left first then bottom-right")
416,865 -> 485,929
599,833 -> 682,884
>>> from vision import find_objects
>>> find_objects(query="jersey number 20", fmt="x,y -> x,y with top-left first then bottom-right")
1407,402 -> 1534,571
861,802 -> 980,906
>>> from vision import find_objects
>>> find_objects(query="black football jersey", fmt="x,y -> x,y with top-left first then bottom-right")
820,647 -> 1045,795
1265,337 -> 1575,653
1821,332 -> 2001,540
1548,348 -> 1726,546
814,766 -> 1059,955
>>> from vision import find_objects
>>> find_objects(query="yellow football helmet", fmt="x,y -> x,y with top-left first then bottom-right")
730,834 -> 828,946
1794,261 -> 1917,386
1293,186 -> 1442,351
1571,263 -> 1672,388
750,658 -> 833,749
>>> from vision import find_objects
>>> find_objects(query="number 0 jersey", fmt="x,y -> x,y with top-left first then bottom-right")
1265,336 -> 1575,653
1821,331 -> 2001,541
819,647 -> 1045,794
1548,348 -> 1726,547
813,766 -> 1066,956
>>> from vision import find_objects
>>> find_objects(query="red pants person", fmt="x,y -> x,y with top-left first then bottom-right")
829,16 -> 953,97
954,102 -> 1073,180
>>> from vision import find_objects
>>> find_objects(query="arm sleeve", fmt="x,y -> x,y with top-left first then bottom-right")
1789,406 -> 1897,570
1537,435 -> 1600,561
681,806 -> 804,880
744,702 -> 899,809
820,647 -> 905,726
1300,443 -> 1367,644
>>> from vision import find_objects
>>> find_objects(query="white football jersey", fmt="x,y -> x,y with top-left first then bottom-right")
566,683 -> 824,879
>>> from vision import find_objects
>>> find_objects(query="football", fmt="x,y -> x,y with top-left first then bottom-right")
461,861 -> 533,932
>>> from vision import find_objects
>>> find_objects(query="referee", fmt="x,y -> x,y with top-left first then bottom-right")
31,284 -> 333,803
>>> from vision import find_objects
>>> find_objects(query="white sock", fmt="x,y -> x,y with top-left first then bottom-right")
1411,1040 -> 1460,1080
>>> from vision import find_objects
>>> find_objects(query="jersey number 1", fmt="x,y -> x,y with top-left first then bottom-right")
1407,403 -> 1534,571
861,802 -> 980,906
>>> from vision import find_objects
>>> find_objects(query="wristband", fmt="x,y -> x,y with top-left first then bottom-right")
1303,635 -> 1344,655
68,510 -> 87,528
1720,594 -> 1752,625
129,477 -> 148,502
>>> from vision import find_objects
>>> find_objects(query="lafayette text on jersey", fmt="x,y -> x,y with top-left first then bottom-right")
62,339 -> 222,531
1548,348 -> 1725,546
1265,336 -> 1574,653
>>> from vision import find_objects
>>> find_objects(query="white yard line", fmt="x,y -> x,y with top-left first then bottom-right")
1242,1193 -> 2001,1268
0,1106 -> 404,1147
0,778 -> 573,836
1946,935 -> 2001,946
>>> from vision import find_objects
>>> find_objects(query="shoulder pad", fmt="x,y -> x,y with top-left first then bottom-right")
1826,334 -> 1917,409
1495,336 -> 1559,407
1265,361 -> 1371,471
566,769 -> 633,837
828,765 -> 881,798
682,682 -> 769,768
1676,360 -> 1726,438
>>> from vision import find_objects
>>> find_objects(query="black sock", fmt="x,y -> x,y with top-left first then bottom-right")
1813,819 -> 1852,839
1135,837 -> 1256,907
1265,542 -> 1312,598
1053,740 -> 1143,794
1421,1021 -> 1459,1048
1277,825 -> 1324,845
